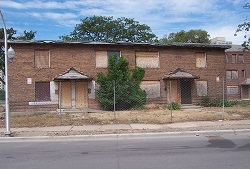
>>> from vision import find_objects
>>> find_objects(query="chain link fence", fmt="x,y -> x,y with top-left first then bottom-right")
0,77 -> 246,129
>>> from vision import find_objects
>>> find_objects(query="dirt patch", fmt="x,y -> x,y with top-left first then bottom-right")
0,103 -> 250,128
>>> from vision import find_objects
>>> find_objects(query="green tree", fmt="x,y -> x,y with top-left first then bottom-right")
0,28 -> 36,84
96,55 -> 146,110
60,16 -> 157,43
235,3 -> 250,49
160,29 -> 210,43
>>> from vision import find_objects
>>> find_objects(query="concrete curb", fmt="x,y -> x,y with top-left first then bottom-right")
1,129 -> 250,142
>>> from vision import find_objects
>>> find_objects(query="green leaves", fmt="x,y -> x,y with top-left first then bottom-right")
235,2 -> 249,49
160,29 -> 210,43
0,28 -> 36,40
96,55 -> 146,110
59,16 -> 157,43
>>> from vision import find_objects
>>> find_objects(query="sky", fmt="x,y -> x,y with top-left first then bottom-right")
0,0 -> 249,44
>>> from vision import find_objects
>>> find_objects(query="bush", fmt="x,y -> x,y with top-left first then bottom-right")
0,90 -> 5,100
199,95 -> 212,107
224,100 -> 238,107
167,102 -> 181,110
96,55 -> 146,110
199,95 -> 238,107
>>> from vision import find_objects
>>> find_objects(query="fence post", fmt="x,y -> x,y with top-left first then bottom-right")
113,80 -> 116,124
59,81 -> 62,125
222,77 -> 225,119
170,80 -> 173,122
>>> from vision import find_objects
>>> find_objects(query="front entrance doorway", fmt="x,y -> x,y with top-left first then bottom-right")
180,80 -> 192,104
59,81 -> 88,109
241,85 -> 249,99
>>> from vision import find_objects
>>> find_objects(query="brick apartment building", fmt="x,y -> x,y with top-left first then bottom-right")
6,41 -> 229,112
225,45 -> 250,100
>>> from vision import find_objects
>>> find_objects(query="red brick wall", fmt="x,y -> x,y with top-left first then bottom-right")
226,50 -> 250,100
8,43 -> 227,111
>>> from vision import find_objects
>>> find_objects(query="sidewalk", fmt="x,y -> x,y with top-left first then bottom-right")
1,120 -> 250,137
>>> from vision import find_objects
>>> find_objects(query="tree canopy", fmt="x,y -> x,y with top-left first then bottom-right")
0,28 -> 36,85
159,29 -> 210,43
235,3 -> 250,49
96,55 -> 146,110
0,28 -> 36,40
60,16 -> 157,43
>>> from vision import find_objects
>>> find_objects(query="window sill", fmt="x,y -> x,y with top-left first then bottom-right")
29,101 -> 57,106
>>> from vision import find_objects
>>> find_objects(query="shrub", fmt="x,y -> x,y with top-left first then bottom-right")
224,100 -> 238,107
0,90 -> 5,100
167,102 -> 181,110
96,55 -> 146,110
199,95 -> 238,107
199,95 -> 212,107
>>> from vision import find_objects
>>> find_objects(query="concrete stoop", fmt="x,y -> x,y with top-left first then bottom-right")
181,104 -> 203,109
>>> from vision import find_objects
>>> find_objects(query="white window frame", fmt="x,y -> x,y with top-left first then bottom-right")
227,86 -> 239,95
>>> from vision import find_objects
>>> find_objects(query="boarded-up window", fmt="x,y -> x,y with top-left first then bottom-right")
35,49 -> 50,68
35,82 -> 50,101
227,86 -> 238,95
196,81 -> 208,96
224,55 -> 228,63
96,51 -> 108,68
140,81 -> 160,98
226,70 -> 238,79
136,52 -> 159,68
232,54 -> 237,63
96,50 -> 121,68
238,54 -> 244,63
196,53 -> 206,68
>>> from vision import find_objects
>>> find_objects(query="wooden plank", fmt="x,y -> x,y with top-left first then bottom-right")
75,81 -> 88,108
60,81 -> 72,108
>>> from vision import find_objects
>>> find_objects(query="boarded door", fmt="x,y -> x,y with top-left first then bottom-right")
181,80 -> 192,104
61,81 -> 72,108
242,85 -> 249,99
35,82 -> 50,101
75,81 -> 88,108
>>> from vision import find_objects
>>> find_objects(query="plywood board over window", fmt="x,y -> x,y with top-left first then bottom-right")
136,52 -> 159,68
96,51 -> 108,68
34,49 -> 50,68
96,50 -> 121,68
196,81 -> 208,96
140,81 -> 160,98
195,52 -> 206,68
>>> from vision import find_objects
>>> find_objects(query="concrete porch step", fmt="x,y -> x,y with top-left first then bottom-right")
181,104 -> 203,109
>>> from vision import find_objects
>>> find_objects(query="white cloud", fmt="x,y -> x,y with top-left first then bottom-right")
0,0 -> 248,41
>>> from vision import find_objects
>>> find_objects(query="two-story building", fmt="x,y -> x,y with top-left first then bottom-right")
5,40 -> 229,112
225,45 -> 250,100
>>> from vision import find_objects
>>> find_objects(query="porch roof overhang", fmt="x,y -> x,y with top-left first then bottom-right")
240,78 -> 250,85
54,67 -> 93,81
162,68 -> 200,80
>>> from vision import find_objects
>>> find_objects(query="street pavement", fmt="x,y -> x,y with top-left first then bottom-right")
1,119 -> 250,138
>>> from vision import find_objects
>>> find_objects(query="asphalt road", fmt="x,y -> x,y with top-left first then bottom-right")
1,133 -> 250,169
